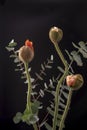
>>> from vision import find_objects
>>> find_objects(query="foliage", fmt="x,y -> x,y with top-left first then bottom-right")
6,28 -> 87,130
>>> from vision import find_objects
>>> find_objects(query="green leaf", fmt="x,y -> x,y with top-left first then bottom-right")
78,41 -> 87,52
79,49 -> 87,58
35,73 -> 43,80
10,54 -> 17,58
13,112 -> 22,124
47,107 -> 54,117
29,115 -> 39,124
57,66 -> 64,73
71,51 -> 83,66
62,91 -> 68,99
6,47 -> 14,51
22,112 -> 32,122
59,102 -> 65,109
39,89 -> 44,97
14,57 -> 20,63
41,64 -> 45,70
45,122 -> 52,130
50,55 -> 54,61
65,49 -> 73,60
8,39 -> 17,47
31,100 -> 41,114
72,42 -> 79,49
45,65 -> 52,69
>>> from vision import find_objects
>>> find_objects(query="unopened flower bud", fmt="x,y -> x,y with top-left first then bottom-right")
66,74 -> 84,90
49,26 -> 63,44
19,40 -> 34,63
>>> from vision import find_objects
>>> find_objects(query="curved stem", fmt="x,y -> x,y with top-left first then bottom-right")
52,43 -> 69,130
59,89 -> 72,130
54,43 -> 68,68
52,69 -> 68,130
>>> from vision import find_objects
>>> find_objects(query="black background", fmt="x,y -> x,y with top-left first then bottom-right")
0,0 -> 87,130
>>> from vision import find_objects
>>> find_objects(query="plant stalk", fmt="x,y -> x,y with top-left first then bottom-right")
52,43 -> 69,130
24,62 -> 39,130
59,89 -> 72,130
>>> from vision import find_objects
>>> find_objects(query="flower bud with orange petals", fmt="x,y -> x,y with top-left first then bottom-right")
66,74 -> 84,90
49,26 -> 63,44
19,39 -> 34,63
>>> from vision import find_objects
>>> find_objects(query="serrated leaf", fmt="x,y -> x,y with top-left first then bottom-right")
45,122 -> 52,130
71,51 -> 83,66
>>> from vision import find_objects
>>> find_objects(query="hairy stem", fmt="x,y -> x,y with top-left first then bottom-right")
24,62 -> 39,130
52,43 -> 68,130
24,62 -> 32,112
52,69 -> 68,130
59,89 -> 72,130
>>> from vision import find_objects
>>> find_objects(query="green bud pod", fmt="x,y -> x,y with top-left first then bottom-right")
49,26 -> 63,44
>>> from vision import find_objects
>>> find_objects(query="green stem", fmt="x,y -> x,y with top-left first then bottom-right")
52,43 -> 69,130
54,43 -> 68,68
52,69 -> 68,130
24,62 -> 32,112
24,62 -> 39,130
33,123 -> 39,130
59,89 -> 72,130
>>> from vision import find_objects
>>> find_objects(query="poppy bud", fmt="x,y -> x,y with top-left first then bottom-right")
66,74 -> 84,90
19,40 -> 34,63
49,26 -> 63,44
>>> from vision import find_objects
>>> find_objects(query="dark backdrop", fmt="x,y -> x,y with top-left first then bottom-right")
0,0 -> 87,130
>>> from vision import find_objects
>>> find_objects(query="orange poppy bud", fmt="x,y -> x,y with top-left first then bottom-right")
49,26 -> 63,44
66,74 -> 84,90
19,40 -> 34,63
